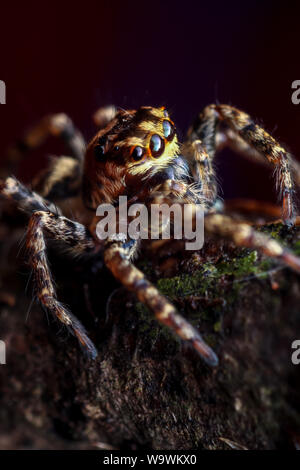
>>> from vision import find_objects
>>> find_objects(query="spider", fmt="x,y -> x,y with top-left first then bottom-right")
1,103 -> 300,367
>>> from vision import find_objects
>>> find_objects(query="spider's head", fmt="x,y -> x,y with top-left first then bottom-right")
83,106 -> 179,208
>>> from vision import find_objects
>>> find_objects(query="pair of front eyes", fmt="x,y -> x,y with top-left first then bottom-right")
131,119 -> 175,161
94,119 -> 175,162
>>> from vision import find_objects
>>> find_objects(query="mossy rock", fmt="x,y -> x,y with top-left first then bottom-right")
0,221 -> 300,449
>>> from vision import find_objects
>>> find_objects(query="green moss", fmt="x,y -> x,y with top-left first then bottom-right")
293,240 -> 300,256
156,250 -> 274,300
133,222 -> 300,349
213,320 -> 222,333
155,222 -> 300,304
132,249 -> 277,351
258,222 -> 300,255
258,223 -> 284,240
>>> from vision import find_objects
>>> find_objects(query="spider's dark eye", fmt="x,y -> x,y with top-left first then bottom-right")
131,146 -> 144,161
162,120 -> 175,141
94,136 -> 106,161
150,134 -> 165,158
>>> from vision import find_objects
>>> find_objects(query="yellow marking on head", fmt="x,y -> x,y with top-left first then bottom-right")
115,137 -> 145,148
147,107 -> 166,118
125,108 -> 179,176
137,120 -> 160,133
89,106 -> 179,178
127,137 -> 179,176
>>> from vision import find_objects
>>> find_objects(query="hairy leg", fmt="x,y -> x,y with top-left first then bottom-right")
187,104 -> 296,224
3,113 -> 85,175
0,176 -> 61,215
183,139 -> 218,206
93,105 -> 117,129
26,210 -> 97,358
218,128 -> 300,187
146,186 -> 300,273
2,114 -> 85,202
204,213 -> 300,272
32,155 -> 82,201
139,183 -> 300,274
0,175 -> 99,356
103,235 -> 218,367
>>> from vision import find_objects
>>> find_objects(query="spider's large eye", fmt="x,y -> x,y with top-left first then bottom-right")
162,120 -> 175,141
94,136 -> 106,161
131,146 -> 144,161
150,134 -> 165,158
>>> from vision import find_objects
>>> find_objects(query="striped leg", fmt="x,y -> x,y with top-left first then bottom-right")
2,114 -> 85,203
138,180 -> 300,274
146,187 -> 300,273
104,235 -> 218,367
183,140 -> 218,206
145,183 -> 300,274
0,176 -> 61,215
204,213 -> 300,273
2,113 -> 85,177
32,155 -> 82,201
187,104 -> 296,225
216,126 -> 300,188
26,211 -> 97,358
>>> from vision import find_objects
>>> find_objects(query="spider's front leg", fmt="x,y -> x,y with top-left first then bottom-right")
187,104 -> 297,225
0,175 -> 98,357
26,210 -> 98,358
103,235 -> 218,367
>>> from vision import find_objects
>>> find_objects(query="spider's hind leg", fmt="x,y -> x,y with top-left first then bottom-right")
205,213 -> 300,273
2,114 -> 86,204
3,113 -> 85,176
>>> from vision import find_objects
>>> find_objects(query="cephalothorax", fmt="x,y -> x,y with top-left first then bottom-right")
1,103 -> 300,366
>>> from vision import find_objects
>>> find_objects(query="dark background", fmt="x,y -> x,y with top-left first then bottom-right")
0,0 -> 299,201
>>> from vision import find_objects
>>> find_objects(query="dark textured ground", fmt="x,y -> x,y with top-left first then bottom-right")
0,213 -> 300,450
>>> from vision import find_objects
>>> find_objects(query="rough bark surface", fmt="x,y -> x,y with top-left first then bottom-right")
0,213 -> 300,450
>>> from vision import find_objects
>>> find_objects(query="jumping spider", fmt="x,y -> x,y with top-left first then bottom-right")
1,103 -> 300,367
